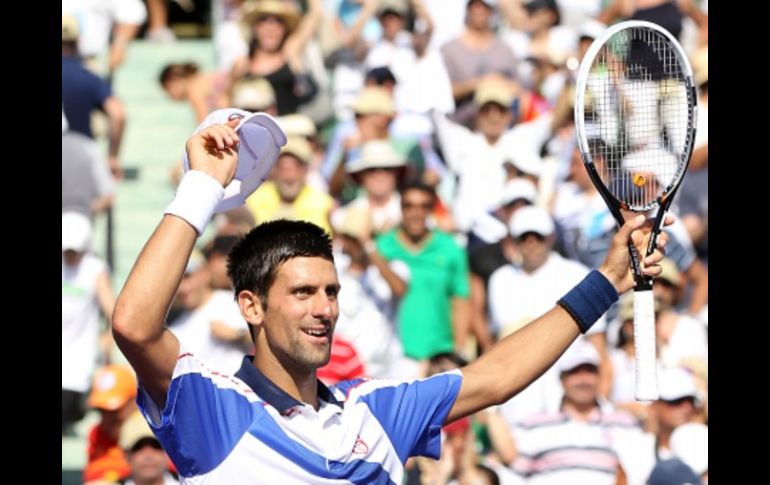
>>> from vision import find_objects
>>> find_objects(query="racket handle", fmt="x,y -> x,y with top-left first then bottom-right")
634,289 -> 659,401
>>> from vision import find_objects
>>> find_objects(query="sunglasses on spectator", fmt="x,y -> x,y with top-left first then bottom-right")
661,396 -> 695,406
401,201 -> 433,210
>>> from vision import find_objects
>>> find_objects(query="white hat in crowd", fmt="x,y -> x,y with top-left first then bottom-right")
62,211 -> 92,252
509,206 -> 554,238
500,178 -> 537,206
657,367 -> 698,402
556,339 -> 600,374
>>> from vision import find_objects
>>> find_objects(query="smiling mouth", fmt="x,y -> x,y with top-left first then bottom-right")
302,328 -> 329,338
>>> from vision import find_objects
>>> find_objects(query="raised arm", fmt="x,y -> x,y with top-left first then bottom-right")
284,0 -> 324,63
112,120 -> 240,407
446,214 -> 670,422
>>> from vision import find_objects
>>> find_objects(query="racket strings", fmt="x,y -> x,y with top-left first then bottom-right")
584,26 -> 692,209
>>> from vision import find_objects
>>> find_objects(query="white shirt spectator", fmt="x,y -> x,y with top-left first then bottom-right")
62,0 -> 147,58
168,290 -> 248,375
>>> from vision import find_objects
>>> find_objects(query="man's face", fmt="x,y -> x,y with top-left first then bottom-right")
400,188 -> 434,240
656,396 -> 696,430
477,102 -> 512,140
273,154 -> 307,202
129,440 -> 168,482
516,232 -> 552,272
254,14 -> 287,52
261,257 -> 340,371
467,1 -> 493,30
561,364 -> 600,407
175,268 -> 211,310
360,167 -> 399,199
379,12 -> 404,40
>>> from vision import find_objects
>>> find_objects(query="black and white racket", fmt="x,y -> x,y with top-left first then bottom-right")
574,21 -> 697,400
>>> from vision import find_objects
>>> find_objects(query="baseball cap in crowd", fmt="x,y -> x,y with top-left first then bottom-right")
352,87 -> 396,116
670,423 -> 708,476
504,150 -> 542,177
378,0 -> 409,17
62,15 -> 79,42
88,365 -> 138,411
525,0 -> 558,14
509,206 -> 554,238
231,78 -> 276,112
281,137 -> 314,165
579,19 -> 606,41
647,458 -> 702,485
365,66 -> 398,86
500,178 -> 537,206
62,211 -> 93,252
346,140 -> 406,175
277,114 -> 317,138
474,79 -> 514,108
182,108 -> 287,213
556,339 -> 600,374
657,367 -> 698,402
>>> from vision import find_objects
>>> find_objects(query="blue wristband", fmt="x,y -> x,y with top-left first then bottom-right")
557,270 -> 618,333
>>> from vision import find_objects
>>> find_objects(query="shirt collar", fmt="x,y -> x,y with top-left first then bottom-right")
234,356 -> 342,413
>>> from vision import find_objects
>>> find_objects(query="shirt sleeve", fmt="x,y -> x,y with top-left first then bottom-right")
136,350 -> 255,477
352,369 -> 463,461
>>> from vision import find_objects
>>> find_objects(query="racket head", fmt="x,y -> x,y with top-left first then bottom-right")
574,20 -> 697,213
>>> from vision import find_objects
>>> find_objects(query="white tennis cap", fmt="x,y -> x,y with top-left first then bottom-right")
182,108 -> 287,213
657,367 -> 698,402
509,206 -> 554,238
500,178 -> 537,206
62,211 -> 92,252
556,339 -> 600,373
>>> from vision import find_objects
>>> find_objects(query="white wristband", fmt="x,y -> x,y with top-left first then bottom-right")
165,171 -> 225,235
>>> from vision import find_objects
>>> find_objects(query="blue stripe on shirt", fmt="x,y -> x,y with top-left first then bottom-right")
357,371 -> 463,461
138,372 -> 255,477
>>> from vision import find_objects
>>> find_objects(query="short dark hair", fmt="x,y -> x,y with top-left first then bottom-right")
159,62 -> 199,86
227,220 -> 334,306
203,234 -> 240,260
400,180 -> 437,204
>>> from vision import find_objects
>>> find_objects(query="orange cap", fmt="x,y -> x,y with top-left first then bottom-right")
88,365 -> 138,411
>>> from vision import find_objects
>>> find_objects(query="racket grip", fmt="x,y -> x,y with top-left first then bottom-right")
633,289 -> 659,401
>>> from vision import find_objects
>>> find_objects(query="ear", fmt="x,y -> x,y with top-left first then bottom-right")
238,289 -> 265,326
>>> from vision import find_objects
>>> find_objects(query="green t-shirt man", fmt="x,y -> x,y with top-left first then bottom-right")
377,229 -> 470,359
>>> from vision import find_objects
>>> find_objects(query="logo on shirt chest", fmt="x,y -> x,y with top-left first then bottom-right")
352,437 -> 369,455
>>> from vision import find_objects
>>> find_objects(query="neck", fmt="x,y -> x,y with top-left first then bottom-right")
399,228 -> 430,248
657,428 -> 673,450
252,352 -> 320,409
133,476 -> 167,485
483,132 -> 502,145
562,400 -> 599,422
367,192 -> 391,207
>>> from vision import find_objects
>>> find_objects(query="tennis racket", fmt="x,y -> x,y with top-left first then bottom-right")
574,21 -> 697,400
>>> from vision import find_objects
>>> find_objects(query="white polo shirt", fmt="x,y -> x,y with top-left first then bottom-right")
138,351 -> 462,483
